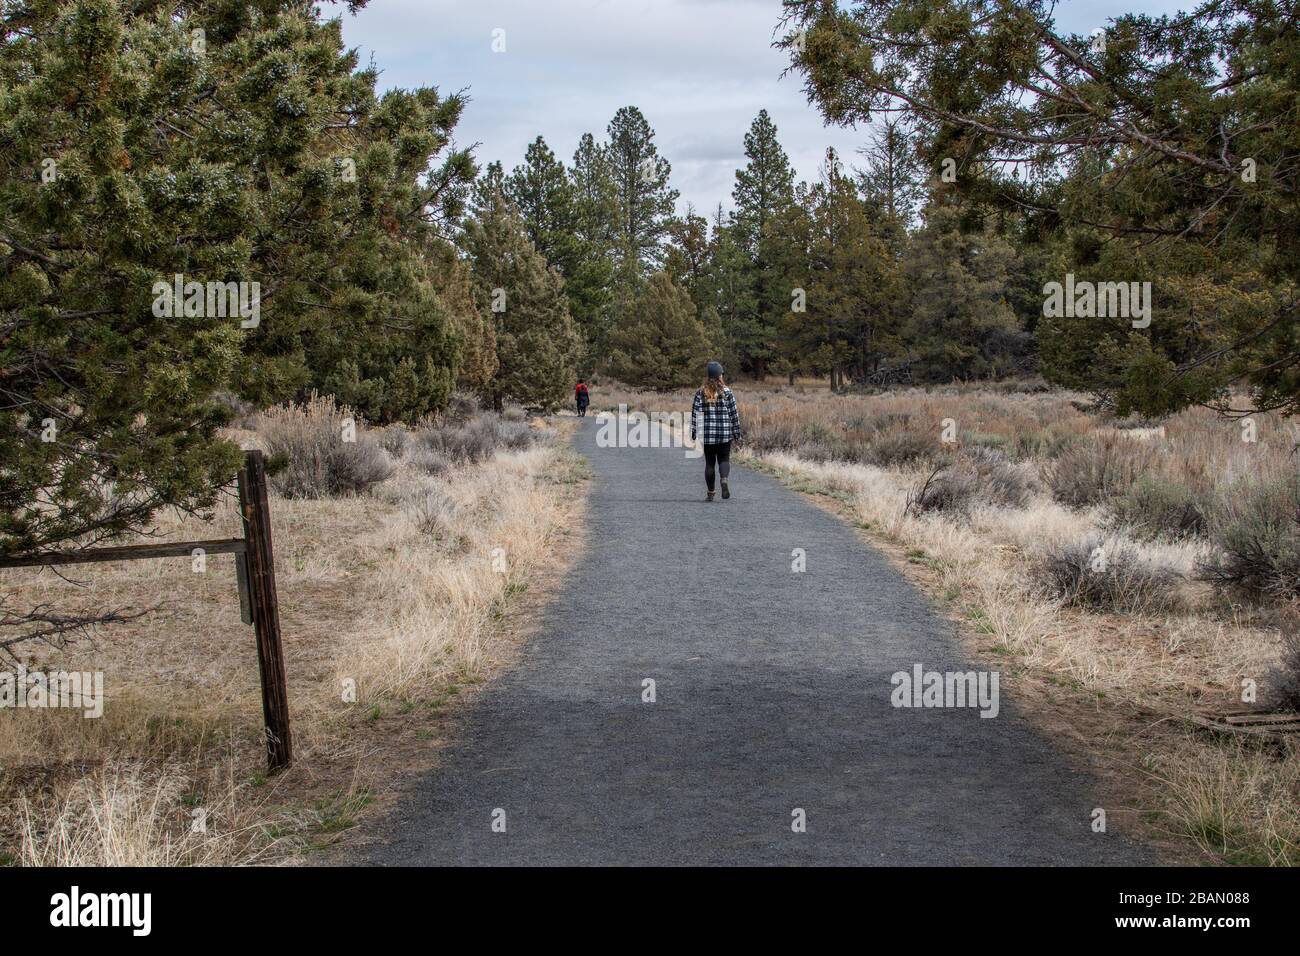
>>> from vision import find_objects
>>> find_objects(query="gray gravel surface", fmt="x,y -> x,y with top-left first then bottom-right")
368,416 -> 1148,865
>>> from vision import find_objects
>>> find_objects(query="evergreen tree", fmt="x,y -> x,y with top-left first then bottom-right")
856,115 -> 921,234
727,110 -> 796,379
783,0 -> 1300,415
0,0 -> 473,574
732,110 -> 795,257
708,205 -> 757,377
607,272 -> 713,390
605,106 -> 678,290
903,200 -> 1020,381
461,177 -> 580,410
505,136 -> 580,276
568,132 -> 619,361
783,152 -> 904,389
664,206 -> 713,313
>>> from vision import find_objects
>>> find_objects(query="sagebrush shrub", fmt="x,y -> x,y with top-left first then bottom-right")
1109,475 -> 1208,540
407,447 -> 452,476
414,411 -> 540,464
1267,610 -> 1300,710
257,395 -> 394,499
1043,432 -> 1156,508
1032,534 -> 1181,613
867,427 -> 934,467
1198,473 -> 1300,598
905,448 -> 1036,517
905,465 -> 979,516
376,427 -> 409,458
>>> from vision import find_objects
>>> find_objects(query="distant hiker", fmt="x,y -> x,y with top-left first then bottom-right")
575,380 -> 590,417
690,360 -> 742,502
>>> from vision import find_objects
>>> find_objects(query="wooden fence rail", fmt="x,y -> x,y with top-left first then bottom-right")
0,449 -> 293,771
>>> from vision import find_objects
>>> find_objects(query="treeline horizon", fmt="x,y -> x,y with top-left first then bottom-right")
473,105 -> 1046,395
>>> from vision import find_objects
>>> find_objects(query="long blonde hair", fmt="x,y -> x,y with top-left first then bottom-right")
701,376 -> 728,403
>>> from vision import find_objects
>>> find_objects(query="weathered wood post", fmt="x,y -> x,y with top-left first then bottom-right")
237,449 -> 293,771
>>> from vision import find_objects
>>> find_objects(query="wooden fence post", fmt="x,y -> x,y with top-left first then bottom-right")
237,449 -> 293,771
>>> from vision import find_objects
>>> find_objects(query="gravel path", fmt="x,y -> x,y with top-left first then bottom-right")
369,416 -> 1147,865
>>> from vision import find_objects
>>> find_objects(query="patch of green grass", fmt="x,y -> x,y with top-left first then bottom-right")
1046,674 -> 1084,691
963,605 -> 997,635
426,684 -> 462,713
312,789 -> 374,835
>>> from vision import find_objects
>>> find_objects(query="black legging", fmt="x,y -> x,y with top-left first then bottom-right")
704,441 -> 731,491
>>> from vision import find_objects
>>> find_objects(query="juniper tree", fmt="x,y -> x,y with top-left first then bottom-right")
780,0 -> 1300,415
606,272 -> 713,391
0,0 -> 469,548
780,152 -> 904,389
903,200 -> 1022,381
0,0 -> 473,646
461,173 -> 580,410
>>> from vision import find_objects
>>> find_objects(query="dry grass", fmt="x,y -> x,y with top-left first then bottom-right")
0,406 -> 586,866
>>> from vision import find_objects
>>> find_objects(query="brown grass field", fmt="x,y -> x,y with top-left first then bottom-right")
0,403 -> 588,865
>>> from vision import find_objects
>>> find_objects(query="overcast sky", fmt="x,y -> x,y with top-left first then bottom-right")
338,0 -> 1191,217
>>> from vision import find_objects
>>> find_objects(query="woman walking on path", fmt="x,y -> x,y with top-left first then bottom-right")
690,361 -> 742,502
575,380 -> 590,417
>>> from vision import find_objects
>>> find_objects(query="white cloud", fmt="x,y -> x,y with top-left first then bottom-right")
338,0 -> 1193,216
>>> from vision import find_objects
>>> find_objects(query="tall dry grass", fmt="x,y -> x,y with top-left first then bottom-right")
1,399 -> 585,865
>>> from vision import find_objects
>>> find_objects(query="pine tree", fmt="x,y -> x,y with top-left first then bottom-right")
856,115 -> 921,234
568,132 -> 619,361
605,107 -> 678,290
607,272 -> 713,390
727,110 -> 796,379
902,200 -> 1020,381
732,110 -> 795,257
664,206 -> 713,313
708,205 -> 757,377
783,152 -> 904,389
461,178 -> 581,410
505,137 -> 580,276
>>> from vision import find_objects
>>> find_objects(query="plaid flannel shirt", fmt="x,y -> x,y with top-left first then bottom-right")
691,387 -> 741,444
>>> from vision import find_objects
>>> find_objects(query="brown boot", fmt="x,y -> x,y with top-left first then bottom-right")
706,490 -> 715,502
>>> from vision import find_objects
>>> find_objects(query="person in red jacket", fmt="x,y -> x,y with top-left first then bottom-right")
575,380 -> 590,417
